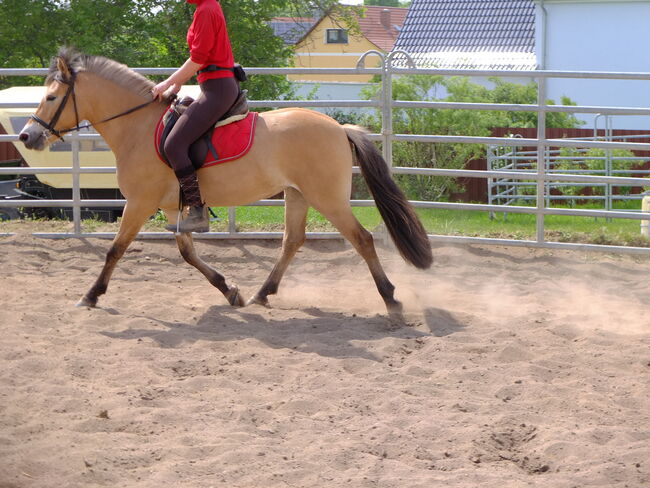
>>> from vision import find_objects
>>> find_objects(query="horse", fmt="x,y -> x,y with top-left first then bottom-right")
19,48 -> 432,319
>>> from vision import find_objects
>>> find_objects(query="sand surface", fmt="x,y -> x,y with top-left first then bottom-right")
0,233 -> 648,487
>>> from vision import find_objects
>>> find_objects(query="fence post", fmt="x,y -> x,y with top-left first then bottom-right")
605,115 -> 613,217
355,51 -> 390,244
536,76 -> 547,244
228,207 -> 236,234
356,50 -> 388,164
71,134 -> 82,236
384,51 -> 417,169
381,57 -> 392,167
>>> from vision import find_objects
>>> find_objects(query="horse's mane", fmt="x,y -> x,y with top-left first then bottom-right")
47,47 -> 157,101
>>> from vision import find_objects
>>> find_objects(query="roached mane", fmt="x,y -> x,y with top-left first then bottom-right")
46,47 -> 156,101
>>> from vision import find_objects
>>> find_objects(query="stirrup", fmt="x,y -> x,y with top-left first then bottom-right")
165,206 -> 209,233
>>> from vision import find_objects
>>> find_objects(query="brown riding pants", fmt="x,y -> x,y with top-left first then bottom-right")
164,76 -> 239,205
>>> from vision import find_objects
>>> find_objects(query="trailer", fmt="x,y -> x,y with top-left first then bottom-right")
0,86 -> 211,221
0,86 -> 124,221
0,175 -> 21,221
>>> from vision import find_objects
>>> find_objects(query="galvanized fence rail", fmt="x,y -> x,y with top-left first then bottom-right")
2,51 -> 650,253
488,133 -> 650,210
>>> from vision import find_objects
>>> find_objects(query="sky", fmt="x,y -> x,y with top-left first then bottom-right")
339,0 -> 364,4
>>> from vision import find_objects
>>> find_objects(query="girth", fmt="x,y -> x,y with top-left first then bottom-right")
158,89 -> 249,170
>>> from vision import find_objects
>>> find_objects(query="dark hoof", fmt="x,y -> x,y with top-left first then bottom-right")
387,301 -> 404,323
246,295 -> 269,307
226,286 -> 245,307
76,296 -> 97,308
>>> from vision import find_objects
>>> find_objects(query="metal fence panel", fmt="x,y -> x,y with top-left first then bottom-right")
2,52 -> 650,252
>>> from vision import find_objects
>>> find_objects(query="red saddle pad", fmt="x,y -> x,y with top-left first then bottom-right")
154,110 -> 258,168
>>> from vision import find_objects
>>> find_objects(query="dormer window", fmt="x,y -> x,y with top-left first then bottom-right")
326,28 -> 348,44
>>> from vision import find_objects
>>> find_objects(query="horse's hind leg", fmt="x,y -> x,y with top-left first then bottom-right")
247,187 -> 308,306
318,205 -> 403,318
77,201 -> 156,307
175,233 -> 245,306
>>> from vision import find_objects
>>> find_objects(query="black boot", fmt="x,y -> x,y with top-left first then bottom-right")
166,173 -> 210,233
166,205 -> 209,233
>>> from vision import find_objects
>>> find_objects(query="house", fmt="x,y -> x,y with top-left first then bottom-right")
536,0 -> 650,129
268,17 -> 316,45
290,6 -> 408,83
392,0 -> 650,129
393,0 -> 536,70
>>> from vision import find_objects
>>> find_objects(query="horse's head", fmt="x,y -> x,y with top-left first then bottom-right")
19,51 -> 83,150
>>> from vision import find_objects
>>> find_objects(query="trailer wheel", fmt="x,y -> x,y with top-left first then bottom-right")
0,207 -> 20,221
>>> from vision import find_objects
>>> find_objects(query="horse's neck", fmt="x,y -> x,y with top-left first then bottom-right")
78,74 -> 164,162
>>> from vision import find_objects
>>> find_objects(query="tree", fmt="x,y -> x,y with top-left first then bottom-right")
0,0 -> 361,100
138,0 -> 298,101
0,0 -> 64,69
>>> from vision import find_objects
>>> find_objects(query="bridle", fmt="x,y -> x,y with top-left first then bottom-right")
30,70 -> 155,142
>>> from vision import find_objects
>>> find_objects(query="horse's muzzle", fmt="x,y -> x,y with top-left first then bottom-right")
19,124 -> 47,151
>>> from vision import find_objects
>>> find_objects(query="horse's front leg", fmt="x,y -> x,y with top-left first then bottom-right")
248,187 -> 308,307
77,201 -> 155,307
175,232 -> 245,307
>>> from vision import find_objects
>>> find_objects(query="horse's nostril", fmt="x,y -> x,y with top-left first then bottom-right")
19,132 -> 29,142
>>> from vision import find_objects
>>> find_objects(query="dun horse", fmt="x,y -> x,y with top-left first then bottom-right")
19,49 -> 432,318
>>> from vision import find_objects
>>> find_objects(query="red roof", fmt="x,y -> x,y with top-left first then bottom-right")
358,6 -> 408,52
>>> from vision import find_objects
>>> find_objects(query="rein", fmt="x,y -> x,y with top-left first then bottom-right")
30,71 -> 156,142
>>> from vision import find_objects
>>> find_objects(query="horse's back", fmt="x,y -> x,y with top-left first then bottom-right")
195,108 -> 353,207
258,108 -> 356,205
258,108 -> 353,167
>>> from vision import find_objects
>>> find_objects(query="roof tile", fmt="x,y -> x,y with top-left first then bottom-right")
269,17 -> 316,45
358,6 -> 409,52
394,0 -> 536,69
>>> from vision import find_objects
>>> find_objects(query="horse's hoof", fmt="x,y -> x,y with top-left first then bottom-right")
387,301 -> 404,323
76,296 -> 97,308
246,295 -> 269,307
226,286 -> 245,307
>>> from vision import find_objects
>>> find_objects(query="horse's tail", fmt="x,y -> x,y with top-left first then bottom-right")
344,125 -> 433,269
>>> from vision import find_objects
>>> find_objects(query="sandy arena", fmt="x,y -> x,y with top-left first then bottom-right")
0,232 -> 648,487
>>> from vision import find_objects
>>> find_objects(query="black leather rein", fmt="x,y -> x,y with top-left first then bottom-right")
30,70 -> 155,142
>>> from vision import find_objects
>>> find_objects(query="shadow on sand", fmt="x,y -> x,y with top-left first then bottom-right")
100,303 -> 467,361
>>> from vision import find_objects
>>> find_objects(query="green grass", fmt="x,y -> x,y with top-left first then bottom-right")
416,208 -> 650,245
226,206 -> 383,232
222,203 -> 650,247
4,202 -> 650,248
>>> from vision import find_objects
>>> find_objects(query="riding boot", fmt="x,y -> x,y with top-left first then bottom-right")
165,173 -> 210,233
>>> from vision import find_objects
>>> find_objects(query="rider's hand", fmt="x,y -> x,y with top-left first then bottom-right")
151,80 -> 180,100
151,80 -> 169,100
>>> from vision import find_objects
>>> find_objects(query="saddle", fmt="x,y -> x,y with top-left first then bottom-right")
158,89 -> 250,170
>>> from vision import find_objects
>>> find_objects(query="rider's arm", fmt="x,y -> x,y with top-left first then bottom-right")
151,58 -> 201,100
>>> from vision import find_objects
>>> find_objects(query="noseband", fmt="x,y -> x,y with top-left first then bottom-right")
30,72 -> 82,141
30,70 -> 155,142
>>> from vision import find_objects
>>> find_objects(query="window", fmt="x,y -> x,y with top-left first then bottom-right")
326,29 -> 348,44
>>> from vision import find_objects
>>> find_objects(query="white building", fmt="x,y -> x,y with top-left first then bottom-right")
393,0 -> 650,130
536,0 -> 650,129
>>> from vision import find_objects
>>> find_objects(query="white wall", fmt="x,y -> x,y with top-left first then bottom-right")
290,82 -> 375,116
537,0 -> 650,130
290,76 -> 538,108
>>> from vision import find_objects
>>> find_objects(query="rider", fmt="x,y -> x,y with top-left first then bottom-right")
152,0 -> 239,233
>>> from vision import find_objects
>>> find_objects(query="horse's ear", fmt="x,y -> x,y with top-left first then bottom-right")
56,57 -> 72,82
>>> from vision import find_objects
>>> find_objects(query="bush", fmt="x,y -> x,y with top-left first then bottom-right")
556,147 -> 637,200
361,76 -> 583,201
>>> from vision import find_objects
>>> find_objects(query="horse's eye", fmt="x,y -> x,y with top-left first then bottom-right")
46,95 -> 56,102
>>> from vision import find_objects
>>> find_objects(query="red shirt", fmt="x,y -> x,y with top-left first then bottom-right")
186,0 -> 235,83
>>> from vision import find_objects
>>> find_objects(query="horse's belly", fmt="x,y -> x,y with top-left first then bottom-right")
197,147 -> 287,207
